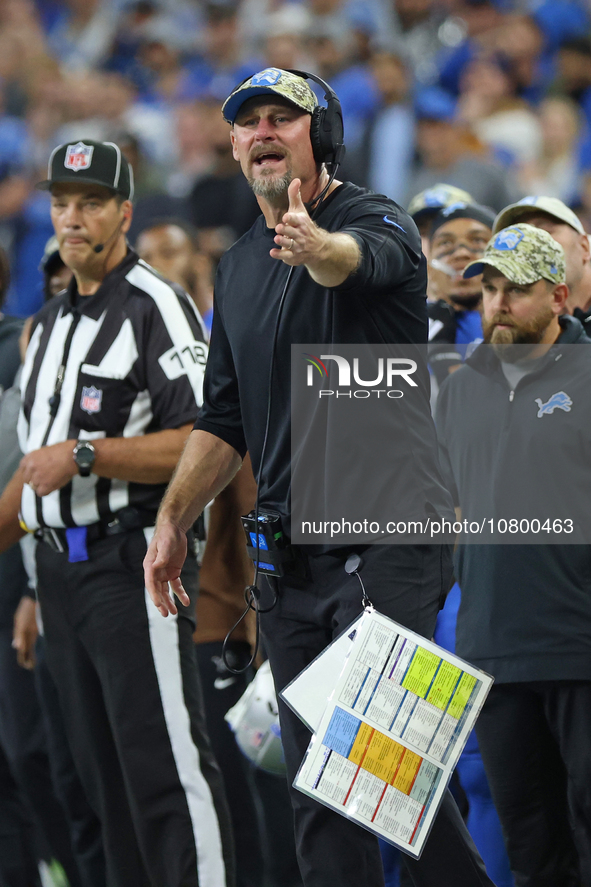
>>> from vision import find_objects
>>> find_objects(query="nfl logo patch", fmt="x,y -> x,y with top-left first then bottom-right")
80,386 -> 102,414
65,142 -> 94,172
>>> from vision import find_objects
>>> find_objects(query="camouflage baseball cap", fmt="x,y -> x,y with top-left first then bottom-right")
222,68 -> 318,124
407,183 -> 473,221
463,223 -> 566,285
493,195 -> 585,236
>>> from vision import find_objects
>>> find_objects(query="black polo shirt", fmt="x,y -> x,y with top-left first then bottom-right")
19,250 -> 207,530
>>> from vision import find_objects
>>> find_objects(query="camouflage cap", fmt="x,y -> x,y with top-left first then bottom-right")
407,183 -> 473,221
222,68 -> 318,124
493,195 -> 585,236
463,223 -> 566,285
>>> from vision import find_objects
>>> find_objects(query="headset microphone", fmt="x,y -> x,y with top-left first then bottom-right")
93,215 -> 126,253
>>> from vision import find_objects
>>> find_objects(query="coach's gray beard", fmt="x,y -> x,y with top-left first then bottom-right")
248,169 -> 292,200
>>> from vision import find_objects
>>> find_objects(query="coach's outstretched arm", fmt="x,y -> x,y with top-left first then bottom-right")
144,429 -> 242,618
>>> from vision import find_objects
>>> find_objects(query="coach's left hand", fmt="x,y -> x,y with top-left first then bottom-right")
271,178 -> 329,267
20,441 -> 78,497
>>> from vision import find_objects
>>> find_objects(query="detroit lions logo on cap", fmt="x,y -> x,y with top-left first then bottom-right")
64,142 -> 94,172
423,187 -> 448,207
251,68 -> 282,86
493,228 -> 525,251
442,201 -> 468,217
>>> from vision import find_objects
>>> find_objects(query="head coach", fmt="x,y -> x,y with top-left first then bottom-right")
0,141 -> 234,886
144,69 -> 495,887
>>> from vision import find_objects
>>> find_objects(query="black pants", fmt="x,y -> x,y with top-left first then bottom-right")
0,625 -> 83,886
476,681 -> 591,887
36,529 -> 234,887
0,737 -> 41,887
196,641 -> 303,887
260,544 -> 495,887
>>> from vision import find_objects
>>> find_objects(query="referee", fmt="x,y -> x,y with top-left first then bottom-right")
0,140 -> 233,887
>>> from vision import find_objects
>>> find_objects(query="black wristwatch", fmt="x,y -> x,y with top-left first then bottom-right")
73,440 -> 96,477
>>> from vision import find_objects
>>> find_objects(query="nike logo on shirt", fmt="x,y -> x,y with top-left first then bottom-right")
383,216 -> 405,231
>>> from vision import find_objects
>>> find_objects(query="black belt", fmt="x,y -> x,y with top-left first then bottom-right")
35,507 -> 156,552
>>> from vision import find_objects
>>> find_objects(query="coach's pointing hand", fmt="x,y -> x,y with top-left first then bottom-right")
272,177 -> 361,288
272,178 -> 328,267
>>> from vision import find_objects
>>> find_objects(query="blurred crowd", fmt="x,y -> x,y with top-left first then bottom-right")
1,0 -> 591,317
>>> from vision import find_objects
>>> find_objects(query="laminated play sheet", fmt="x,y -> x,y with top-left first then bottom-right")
283,607 -> 493,858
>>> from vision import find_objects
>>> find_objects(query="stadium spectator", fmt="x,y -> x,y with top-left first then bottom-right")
136,220 -> 214,330
558,37 -> 591,130
186,97 -> 260,244
573,171 -> 591,232
47,0 -> 121,72
262,5 -> 314,73
457,55 -> 543,168
406,86 -> 517,211
305,17 -> 378,149
517,97 -> 582,201
380,0 -> 452,86
343,51 -> 414,204
493,195 -> 591,326
407,182 -> 474,260
427,201 -> 495,386
131,16 -> 188,104
39,235 -> 73,301
178,0 -> 262,104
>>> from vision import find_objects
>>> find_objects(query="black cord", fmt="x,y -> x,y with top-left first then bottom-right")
222,165 -> 340,674
307,166 -> 338,214
354,571 -> 373,610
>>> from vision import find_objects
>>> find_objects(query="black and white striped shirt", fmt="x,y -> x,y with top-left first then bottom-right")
19,250 -> 208,531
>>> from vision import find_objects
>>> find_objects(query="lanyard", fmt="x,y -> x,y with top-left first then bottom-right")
41,309 -> 81,448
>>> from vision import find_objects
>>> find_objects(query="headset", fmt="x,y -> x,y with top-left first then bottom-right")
291,69 -> 346,170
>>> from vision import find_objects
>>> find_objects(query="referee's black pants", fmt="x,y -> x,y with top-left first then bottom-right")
475,680 -> 591,887
260,544 -> 495,887
36,528 -> 235,887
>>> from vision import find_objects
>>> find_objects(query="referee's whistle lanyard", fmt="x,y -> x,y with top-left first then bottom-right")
41,308 -> 81,448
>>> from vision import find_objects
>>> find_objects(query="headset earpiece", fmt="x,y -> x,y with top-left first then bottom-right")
309,104 -> 345,168
289,69 -> 345,170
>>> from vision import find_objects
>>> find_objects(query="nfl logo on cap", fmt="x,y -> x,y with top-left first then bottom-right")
65,142 -> 94,172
